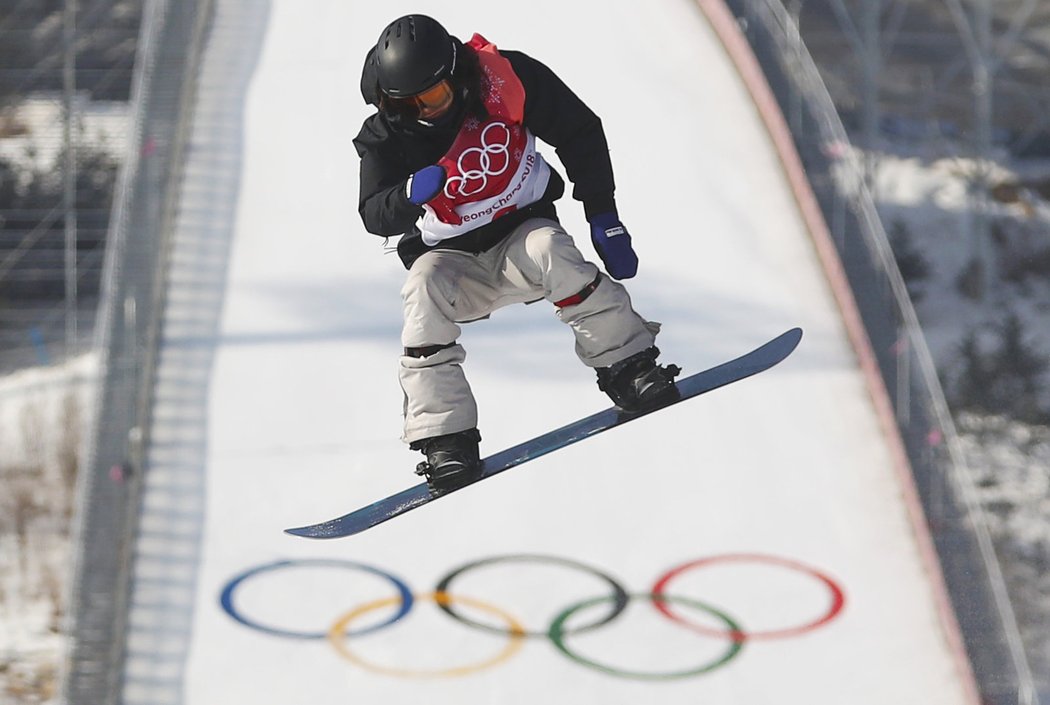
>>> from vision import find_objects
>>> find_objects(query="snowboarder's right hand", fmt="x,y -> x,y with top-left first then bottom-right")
406,165 -> 447,205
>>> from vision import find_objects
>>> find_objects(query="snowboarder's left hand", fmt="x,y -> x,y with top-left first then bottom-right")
589,212 -> 638,280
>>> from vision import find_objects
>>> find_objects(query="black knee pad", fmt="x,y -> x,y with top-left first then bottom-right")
404,341 -> 457,358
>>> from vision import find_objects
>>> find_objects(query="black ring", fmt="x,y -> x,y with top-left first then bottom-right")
433,554 -> 630,639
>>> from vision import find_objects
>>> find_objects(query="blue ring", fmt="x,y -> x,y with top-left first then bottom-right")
219,559 -> 413,639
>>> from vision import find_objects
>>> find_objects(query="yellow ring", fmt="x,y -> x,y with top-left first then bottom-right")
328,591 -> 526,678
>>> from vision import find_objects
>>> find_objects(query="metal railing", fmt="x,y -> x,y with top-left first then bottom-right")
719,1 -> 1039,703
0,0 -> 139,373
59,0 -> 214,702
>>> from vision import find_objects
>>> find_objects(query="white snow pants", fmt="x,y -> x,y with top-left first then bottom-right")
399,217 -> 658,444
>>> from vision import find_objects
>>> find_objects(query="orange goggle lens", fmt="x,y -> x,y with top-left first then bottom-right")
383,80 -> 455,119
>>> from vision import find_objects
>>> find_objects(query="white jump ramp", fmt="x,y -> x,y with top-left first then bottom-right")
120,1 -> 977,704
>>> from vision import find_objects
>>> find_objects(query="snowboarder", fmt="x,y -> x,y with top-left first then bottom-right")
355,14 -> 680,492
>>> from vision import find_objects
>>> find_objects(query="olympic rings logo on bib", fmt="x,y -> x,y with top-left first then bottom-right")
443,122 -> 513,199
219,552 -> 846,681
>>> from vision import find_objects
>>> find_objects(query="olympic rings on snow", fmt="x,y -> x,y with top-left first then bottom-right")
220,559 -> 412,640
548,593 -> 744,681
329,592 -> 526,679
217,552 -> 847,681
651,553 -> 847,642
433,554 -> 629,639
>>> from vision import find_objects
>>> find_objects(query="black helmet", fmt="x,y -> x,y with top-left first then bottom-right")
374,15 -> 456,98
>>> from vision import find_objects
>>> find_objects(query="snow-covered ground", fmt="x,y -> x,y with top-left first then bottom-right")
958,413 -> 1050,671
0,355 -> 94,704
873,150 -> 1050,407
0,97 -> 129,174
871,147 -> 1050,692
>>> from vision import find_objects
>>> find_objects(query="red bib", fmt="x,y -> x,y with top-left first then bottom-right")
420,35 -> 551,242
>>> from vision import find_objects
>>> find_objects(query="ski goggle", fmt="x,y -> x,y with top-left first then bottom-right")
381,79 -> 455,120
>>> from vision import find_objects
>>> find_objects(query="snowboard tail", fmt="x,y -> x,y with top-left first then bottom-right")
285,327 -> 802,539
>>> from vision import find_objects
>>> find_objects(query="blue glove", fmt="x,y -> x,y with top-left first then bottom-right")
407,165 -> 446,206
589,212 -> 638,280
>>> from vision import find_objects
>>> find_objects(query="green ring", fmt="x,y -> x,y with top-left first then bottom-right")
547,593 -> 745,681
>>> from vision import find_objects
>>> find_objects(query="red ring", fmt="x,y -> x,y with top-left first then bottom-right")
651,553 -> 846,642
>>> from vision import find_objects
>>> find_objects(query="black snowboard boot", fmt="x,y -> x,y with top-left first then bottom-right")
412,428 -> 482,492
596,347 -> 682,411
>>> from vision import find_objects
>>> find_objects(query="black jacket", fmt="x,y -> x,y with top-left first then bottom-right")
354,39 -> 618,267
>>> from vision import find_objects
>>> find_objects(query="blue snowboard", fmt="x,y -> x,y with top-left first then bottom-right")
285,327 -> 802,539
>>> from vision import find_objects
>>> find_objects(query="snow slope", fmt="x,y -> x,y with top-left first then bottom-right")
118,0 -> 977,703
